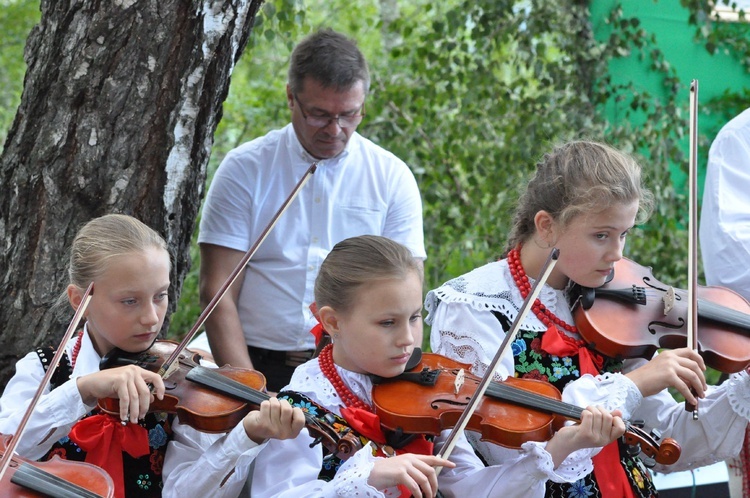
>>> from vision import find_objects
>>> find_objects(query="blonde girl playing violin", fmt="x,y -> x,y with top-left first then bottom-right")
426,140 -> 750,498
238,235 -> 626,498
0,214 -> 304,498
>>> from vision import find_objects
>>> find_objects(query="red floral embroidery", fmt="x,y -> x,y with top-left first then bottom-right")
530,337 -> 544,354
522,369 -> 549,382
150,451 -> 164,475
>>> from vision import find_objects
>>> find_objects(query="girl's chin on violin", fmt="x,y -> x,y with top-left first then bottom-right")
121,332 -> 159,352
374,351 -> 414,378
570,269 -> 613,289
391,351 -> 413,366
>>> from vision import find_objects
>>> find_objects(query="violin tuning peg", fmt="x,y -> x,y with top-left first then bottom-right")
641,456 -> 656,468
324,413 -> 335,425
632,419 -> 645,429
625,442 -> 641,457
308,435 -> 323,449
649,428 -> 662,441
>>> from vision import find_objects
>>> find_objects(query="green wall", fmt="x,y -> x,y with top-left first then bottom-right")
590,0 -> 750,195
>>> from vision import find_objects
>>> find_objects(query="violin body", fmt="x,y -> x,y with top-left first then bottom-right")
99,340 -> 266,433
572,258 -> 750,373
0,435 -> 115,497
99,341 -> 362,459
374,354 -> 569,449
372,352 -> 680,464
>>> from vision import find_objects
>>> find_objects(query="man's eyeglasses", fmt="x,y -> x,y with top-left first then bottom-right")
294,94 -> 365,128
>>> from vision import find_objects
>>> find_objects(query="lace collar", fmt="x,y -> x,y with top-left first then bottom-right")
425,259 -> 574,332
287,357 -> 375,413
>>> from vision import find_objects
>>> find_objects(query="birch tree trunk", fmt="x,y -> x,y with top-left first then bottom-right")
0,0 -> 263,386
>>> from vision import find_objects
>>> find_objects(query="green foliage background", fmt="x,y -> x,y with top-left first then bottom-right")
169,0 -> 750,346
1,1 -> 748,387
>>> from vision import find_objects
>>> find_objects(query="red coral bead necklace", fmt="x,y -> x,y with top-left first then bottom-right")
507,247 -> 578,334
318,344 -> 372,412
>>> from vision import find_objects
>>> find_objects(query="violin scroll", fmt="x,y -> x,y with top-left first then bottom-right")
621,424 -> 680,466
301,411 -> 363,460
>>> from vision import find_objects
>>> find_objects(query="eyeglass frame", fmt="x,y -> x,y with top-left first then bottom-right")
293,94 -> 366,129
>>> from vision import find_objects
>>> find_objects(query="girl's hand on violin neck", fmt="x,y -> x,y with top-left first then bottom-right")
76,365 -> 166,423
546,406 -> 625,468
368,454 -> 455,498
624,348 -> 707,404
242,397 -> 305,444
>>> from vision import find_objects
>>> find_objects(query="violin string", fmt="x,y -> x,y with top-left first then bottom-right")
186,366 -> 269,405
185,367 -> 322,427
483,380 -> 664,458
609,288 -> 750,329
484,382 -> 582,420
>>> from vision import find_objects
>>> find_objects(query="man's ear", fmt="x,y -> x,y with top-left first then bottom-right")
317,305 -> 340,335
286,84 -> 294,109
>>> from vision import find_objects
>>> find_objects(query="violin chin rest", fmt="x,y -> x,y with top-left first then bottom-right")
405,348 -> 423,371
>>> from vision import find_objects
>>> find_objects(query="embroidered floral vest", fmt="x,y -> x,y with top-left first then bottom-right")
492,312 -> 659,498
36,346 -> 174,497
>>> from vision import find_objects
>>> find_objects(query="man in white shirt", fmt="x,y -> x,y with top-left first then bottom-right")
701,107 -> 750,297
198,28 -> 425,391
699,106 -> 750,498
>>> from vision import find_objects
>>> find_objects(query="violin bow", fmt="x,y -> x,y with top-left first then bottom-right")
156,162 -> 317,378
434,248 -> 560,466
0,282 -> 94,482
687,80 -> 700,420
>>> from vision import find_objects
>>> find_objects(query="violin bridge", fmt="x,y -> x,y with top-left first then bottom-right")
663,286 -> 675,315
162,360 -> 180,380
454,368 -> 465,395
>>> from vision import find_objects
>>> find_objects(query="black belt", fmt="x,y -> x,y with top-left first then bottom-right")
248,346 -> 315,367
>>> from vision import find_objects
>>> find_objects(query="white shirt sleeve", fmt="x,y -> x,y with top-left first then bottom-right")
382,161 -> 426,260
0,351 -> 92,460
562,359 -> 750,472
250,431 -> 384,497
162,421 -> 263,498
436,430 -> 576,498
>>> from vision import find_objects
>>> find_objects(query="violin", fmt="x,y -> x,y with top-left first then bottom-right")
571,257 -> 750,373
0,435 -> 115,498
99,341 -> 361,460
99,340 -> 266,433
372,352 -> 680,466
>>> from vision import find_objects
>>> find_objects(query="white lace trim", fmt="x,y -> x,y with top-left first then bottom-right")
595,372 -> 643,418
426,260 -> 572,333
333,442 -> 385,497
431,331 -> 506,381
519,441 -> 594,484
726,370 -> 750,421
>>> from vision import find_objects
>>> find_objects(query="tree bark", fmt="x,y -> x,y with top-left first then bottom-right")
0,0 -> 263,387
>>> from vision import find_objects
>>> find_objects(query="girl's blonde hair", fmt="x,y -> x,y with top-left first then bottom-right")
315,235 -> 422,312
504,141 -> 654,254
68,213 -> 169,290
